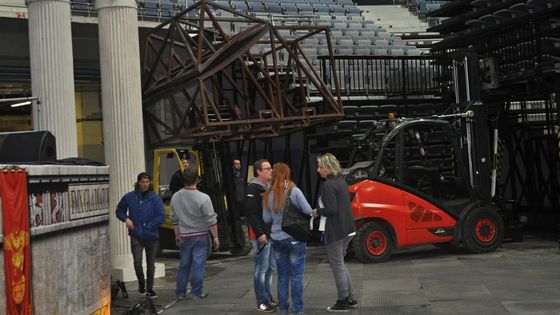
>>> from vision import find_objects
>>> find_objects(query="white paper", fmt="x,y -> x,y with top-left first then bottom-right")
317,196 -> 327,231
319,216 -> 327,231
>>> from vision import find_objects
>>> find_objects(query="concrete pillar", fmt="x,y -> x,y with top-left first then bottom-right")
26,0 -> 78,158
96,0 -> 164,281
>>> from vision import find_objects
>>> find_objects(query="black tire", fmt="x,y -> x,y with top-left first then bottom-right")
462,206 -> 504,253
353,222 -> 393,263
230,224 -> 251,256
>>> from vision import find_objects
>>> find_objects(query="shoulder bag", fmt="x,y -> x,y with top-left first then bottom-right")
281,189 -> 311,242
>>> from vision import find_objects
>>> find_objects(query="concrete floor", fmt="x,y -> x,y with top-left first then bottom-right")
111,236 -> 560,315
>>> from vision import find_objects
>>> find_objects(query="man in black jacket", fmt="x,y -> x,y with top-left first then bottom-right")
170,154 -> 190,195
245,159 -> 277,312
232,159 -> 245,245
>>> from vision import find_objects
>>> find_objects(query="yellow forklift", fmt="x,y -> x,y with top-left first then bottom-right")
152,146 -> 251,256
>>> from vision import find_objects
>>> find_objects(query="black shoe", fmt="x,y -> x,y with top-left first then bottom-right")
345,297 -> 359,308
257,302 -> 276,313
145,289 -> 158,299
268,299 -> 279,308
138,287 -> 146,295
327,299 -> 351,312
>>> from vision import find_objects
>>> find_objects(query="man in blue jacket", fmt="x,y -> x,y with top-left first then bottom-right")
116,172 -> 165,298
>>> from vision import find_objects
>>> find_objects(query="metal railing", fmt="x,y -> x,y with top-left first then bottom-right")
317,55 -> 445,97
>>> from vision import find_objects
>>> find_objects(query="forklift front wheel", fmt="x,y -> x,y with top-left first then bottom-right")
462,207 -> 504,253
353,221 -> 393,263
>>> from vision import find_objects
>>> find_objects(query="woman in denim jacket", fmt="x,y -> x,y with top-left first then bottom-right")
262,163 -> 312,315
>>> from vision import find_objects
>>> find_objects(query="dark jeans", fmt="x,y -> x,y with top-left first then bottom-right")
272,238 -> 307,313
130,236 -> 159,290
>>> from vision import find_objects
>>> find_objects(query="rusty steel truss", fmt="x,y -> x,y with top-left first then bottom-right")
141,0 -> 343,147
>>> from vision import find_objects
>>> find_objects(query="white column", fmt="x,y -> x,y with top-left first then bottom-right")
96,0 -> 164,281
26,0 -> 78,158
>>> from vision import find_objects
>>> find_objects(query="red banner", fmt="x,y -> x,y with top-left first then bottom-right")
1,169 -> 32,315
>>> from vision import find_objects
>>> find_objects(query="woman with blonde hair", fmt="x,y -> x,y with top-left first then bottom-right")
314,153 -> 358,312
263,163 -> 312,315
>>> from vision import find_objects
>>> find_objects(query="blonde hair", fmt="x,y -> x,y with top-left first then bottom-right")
317,153 -> 342,176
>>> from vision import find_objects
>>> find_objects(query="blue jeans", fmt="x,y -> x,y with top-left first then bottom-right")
272,238 -> 307,313
251,239 -> 276,305
176,236 -> 209,298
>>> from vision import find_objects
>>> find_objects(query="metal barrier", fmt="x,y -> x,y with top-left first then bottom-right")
317,55 -> 444,97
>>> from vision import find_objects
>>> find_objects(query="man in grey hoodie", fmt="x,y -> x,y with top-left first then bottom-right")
170,169 -> 219,299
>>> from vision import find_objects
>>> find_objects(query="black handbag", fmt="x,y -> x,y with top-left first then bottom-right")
281,189 -> 311,242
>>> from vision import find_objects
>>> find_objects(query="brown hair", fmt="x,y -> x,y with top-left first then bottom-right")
263,163 -> 294,213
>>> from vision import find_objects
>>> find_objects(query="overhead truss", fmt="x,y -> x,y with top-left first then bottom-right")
141,0 -> 343,147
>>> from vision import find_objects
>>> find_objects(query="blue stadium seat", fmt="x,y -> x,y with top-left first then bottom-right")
371,45 -> 388,56
388,45 -> 405,56
313,4 -> 331,14
214,1 -> 232,9
282,3 -> 298,14
250,2 -> 266,12
142,1 -> 159,17
231,1 -> 248,12
404,46 -> 421,56
346,6 -> 361,15
71,0 -> 90,12
267,3 -> 283,13
354,47 -> 371,55
297,4 -> 315,14
329,4 -> 346,14
355,36 -> 372,45
160,1 -> 175,17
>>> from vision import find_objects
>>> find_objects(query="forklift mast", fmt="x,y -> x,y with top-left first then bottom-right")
452,50 -> 492,202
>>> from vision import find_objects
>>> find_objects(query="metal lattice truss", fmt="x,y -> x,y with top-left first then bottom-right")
141,0 -> 343,147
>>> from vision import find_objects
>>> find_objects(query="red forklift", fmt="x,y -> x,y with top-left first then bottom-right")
344,51 -> 522,263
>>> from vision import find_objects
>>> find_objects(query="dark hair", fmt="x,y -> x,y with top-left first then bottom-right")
253,159 -> 269,177
136,172 -> 150,182
134,172 -> 151,190
183,169 -> 199,186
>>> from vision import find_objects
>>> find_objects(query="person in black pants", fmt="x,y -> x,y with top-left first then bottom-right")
116,172 -> 165,298
232,159 -> 245,245
314,153 -> 359,312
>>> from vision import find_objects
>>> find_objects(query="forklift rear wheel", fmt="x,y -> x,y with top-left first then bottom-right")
353,222 -> 393,263
230,224 -> 251,256
462,207 -> 504,253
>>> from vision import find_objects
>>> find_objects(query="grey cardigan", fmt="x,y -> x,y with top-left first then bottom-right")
316,176 -> 356,245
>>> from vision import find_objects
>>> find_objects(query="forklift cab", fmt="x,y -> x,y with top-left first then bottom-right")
153,148 -> 201,204
345,119 -> 472,213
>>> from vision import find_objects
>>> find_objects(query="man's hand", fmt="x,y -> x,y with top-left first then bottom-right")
212,237 -> 220,252
175,235 -> 181,247
125,218 -> 134,230
311,209 -> 319,218
257,234 -> 267,246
